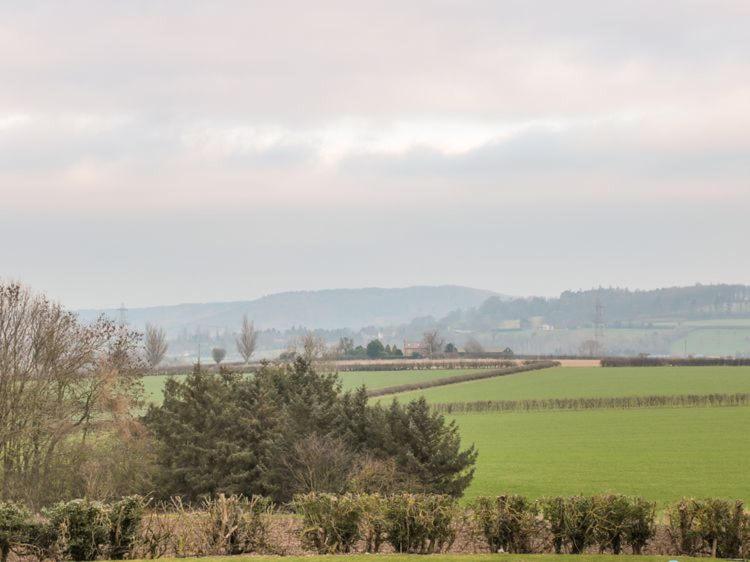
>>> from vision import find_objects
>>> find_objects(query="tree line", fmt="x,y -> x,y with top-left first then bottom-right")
0,283 -> 476,508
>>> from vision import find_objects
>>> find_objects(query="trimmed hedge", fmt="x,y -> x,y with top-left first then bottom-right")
432,392 -> 750,414
602,357 -> 750,367
366,361 -> 560,397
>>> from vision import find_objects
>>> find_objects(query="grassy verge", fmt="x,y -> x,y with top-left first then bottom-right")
126,554 -> 706,562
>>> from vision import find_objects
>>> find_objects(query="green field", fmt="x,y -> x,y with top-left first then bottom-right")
670,328 -> 750,356
455,406 -> 750,504
143,368 -> 482,403
378,366 -> 750,404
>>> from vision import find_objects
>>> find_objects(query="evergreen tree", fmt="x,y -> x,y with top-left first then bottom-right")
382,397 -> 477,497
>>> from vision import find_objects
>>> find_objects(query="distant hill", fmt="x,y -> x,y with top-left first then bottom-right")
76,285 -> 503,334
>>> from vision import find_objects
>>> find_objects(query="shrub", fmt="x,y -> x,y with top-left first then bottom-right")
472,495 -> 540,553
667,498 -> 748,558
357,494 -> 387,553
591,494 -> 656,555
294,493 -> 362,554
623,497 -> 657,555
384,493 -> 457,554
202,494 -> 272,555
43,499 -> 110,561
695,499 -> 746,558
0,501 -> 32,562
108,495 -> 146,559
540,495 -> 596,554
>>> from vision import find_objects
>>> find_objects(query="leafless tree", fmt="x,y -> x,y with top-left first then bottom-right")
144,323 -> 168,368
211,347 -> 226,366
235,315 -> 258,364
579,339 -> 604,357
282,434 -> 354,495
422,329 -> 445,357
463,336 -> 485,354
0,282 -> 146,505
287,331 -> 327,362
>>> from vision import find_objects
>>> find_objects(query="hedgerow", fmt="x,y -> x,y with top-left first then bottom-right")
1,493 -> 748,558
432,392 -> 750,414
366,361 -> 559,397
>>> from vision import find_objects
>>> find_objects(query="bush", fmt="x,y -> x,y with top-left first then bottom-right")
357,494 -> 387,553
43,499 -> 111,561
623,497 -> 657,555
384,493 -> 457,554
108,495 -> 146,559
472,495 -> 540,553
667,498 -> 748,558
591,494 -> 656,555
294,493 -> 362,554
540,495 -> 596,554
202,494 -> 272,555
0,501 -> 32,562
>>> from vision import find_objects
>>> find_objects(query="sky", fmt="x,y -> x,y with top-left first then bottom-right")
1,1 -> 749,309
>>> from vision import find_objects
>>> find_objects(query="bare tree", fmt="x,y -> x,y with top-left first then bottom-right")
281,434 -> 354,495
463,336 -> 485,354
211,347 -> 227,366
422,330 -> 445,357
235,315 -> 258,364
144,323 -> 168,369
0,282 -> 146,505
287,331 -> 327,362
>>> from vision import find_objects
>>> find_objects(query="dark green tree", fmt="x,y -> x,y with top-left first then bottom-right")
366,339 -> 386,359
381,397 -> 477,497
143,365 -> 281,499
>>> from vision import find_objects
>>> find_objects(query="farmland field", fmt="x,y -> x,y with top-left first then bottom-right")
454,406 -> 750,503
377,366 -> 750,404
143,368 -> 483,403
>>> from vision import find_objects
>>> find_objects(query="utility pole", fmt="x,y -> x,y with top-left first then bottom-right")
118,302 -> 127,326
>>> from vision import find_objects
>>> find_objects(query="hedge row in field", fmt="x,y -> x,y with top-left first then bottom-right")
292,493 -> 750,558
366,361 -> 560,397
432,392 -> 750,414
335,360 -> 518,372
602,357 -> 750,367
2,493 -> 749,559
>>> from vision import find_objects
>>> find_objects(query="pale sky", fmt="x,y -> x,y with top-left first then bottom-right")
1,1 -> 749,308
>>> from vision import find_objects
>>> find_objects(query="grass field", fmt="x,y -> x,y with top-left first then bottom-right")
377,366 -> 750,403
455,406 -> 750,504
126,554 -> 706,562
143,368 -> 482,403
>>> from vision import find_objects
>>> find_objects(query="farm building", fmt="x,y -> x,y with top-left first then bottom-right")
403,340 -> 429,357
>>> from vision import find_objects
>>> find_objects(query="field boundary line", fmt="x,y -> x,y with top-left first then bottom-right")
433,392 -> 750,414
366,361 -> 559,397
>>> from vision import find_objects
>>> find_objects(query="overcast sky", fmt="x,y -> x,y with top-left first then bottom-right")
1,1 -> 749,309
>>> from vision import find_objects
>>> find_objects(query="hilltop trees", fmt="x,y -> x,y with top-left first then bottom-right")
236,315 -> 258,363
144,324 -> 168,368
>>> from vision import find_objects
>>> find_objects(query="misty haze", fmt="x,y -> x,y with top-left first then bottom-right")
1,3 -> 749,562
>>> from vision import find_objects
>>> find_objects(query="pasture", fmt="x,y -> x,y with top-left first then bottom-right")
455,406 -> 750,504
377,366 -> 750,403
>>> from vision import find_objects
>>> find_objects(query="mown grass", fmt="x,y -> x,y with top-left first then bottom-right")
455,406 -> 750,504
126,554 -> 705,562
377,366 -> 750,403
143,369 -> 483,403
